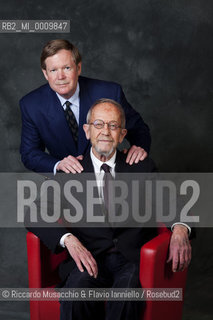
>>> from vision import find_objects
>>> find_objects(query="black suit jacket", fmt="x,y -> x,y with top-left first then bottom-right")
26,151 -> 158,281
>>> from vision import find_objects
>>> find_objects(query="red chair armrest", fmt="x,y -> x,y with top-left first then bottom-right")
140,231 -> 172,288
26,232 -> 42,288
139,231 -> 188,320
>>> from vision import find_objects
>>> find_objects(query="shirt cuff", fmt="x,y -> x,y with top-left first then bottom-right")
60,233 -> 72,248
53,161 -> 61,175
171,222 -> 191,236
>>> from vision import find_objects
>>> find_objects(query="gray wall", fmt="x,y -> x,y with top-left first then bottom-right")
0,0 -> 212,319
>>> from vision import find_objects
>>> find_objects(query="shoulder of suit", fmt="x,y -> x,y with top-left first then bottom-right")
20,83 -> 51,104
116,151 -> 157,172
131,157 -> 157,172
79,76 -> 122,91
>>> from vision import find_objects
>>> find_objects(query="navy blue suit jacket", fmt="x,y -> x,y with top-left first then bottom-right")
20,76 -> 151,172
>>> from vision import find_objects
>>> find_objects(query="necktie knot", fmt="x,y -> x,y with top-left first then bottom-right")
65,100 -> 71,110
101,163 -> 111,173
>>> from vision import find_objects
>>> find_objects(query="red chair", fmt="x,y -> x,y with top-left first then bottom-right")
26,229 -> 188,320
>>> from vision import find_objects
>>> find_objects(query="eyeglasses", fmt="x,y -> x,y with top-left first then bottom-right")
89,120 -> 122,131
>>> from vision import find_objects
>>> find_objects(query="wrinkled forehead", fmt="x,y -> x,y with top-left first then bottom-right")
91,103 -> 122,123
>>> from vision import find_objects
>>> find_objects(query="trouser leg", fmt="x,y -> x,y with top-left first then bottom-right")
60,252 -> 144,320
105,253 -> 144,320
60,266 -> 108,320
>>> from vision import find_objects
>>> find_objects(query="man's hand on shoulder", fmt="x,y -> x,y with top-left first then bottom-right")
123,145 -> 148,165
64,234 -> 98,278
167,225 -> 192,272
57,155 -> 84,174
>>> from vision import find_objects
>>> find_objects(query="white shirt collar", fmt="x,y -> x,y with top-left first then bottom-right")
56,82 -> 80,108
90,148 -> 116,174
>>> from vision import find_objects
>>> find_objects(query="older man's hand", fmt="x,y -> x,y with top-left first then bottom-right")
124,145 -> 148,165
64,234 -> 98,278
167,225 -> 192,272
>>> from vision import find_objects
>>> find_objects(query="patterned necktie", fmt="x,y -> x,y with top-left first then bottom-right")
101,163 -> 113,212
64,101 -> 78,145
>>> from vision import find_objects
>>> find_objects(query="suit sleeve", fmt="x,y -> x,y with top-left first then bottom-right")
25,222 -> 67,254
24,175 -> 70,253
116,85 -> 151,153
20,99 -> 59,172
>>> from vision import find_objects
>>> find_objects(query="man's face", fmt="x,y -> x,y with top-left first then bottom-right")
42,49 -> 81,99
83,103 -> 127,160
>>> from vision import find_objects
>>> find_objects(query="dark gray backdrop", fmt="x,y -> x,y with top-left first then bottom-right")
0,0 -> 212,319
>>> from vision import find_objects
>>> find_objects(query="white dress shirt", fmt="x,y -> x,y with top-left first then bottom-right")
56,82 -> 80,124
90,148 -> 116,197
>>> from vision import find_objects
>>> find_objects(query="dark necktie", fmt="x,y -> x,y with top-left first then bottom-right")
101,163 -> 113,212
64,101 -> 78,145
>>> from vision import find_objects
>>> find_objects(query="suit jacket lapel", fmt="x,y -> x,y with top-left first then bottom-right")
80,151 -> 94,173
115,151 -> 128,173
78,77 -> 92,155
